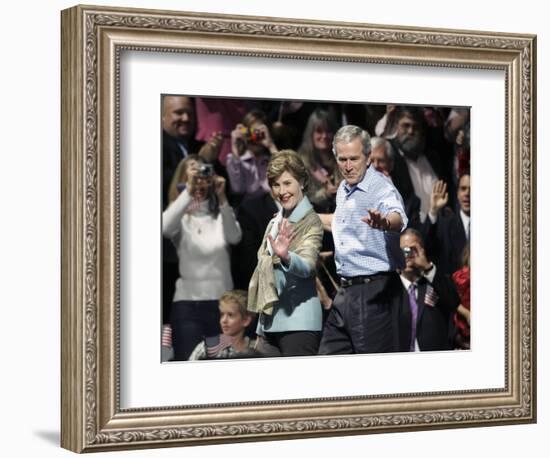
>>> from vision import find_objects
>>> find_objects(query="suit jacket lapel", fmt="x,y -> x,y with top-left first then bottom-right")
453,212 -> 467,245
391,285 -> 412,352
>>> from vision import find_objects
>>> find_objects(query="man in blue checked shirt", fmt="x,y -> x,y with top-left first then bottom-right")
318,125 -> 408,354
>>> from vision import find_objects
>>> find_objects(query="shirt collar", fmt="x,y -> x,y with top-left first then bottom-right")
460,209 -> 470,231
240,150 -> 255,162
343,165 -> 373,195
400,274 -> 413,290
241,150 -> 269,164
287,196 -> 313,223
399,274 -> 419,291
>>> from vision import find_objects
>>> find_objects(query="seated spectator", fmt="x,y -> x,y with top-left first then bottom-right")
391,228 -> 460,352
298,109 -> 341,213
226,110 -> 278,201
162,155 -> 242,361
452,242 -> 471,349
188,290 -> 257,360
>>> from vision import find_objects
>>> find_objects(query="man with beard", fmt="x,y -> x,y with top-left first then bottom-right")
389,106 -> 449,227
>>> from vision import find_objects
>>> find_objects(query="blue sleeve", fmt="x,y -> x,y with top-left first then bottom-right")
280,251 -> 315,278
378,184 -> 408,231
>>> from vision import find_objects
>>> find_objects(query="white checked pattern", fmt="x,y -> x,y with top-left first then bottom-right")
332,166 -> 407,277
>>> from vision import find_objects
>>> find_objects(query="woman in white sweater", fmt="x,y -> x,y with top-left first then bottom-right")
163,155 -> 242,360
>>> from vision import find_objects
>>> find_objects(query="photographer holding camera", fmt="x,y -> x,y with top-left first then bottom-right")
163,155 -> 243,361
390,228 -> 460,352
226,110 -> 278,201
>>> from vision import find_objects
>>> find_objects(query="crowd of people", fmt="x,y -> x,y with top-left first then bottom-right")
161,95 -> 471,361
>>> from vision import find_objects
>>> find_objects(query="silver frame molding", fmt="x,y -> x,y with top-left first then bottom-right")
61,4 -> 537,453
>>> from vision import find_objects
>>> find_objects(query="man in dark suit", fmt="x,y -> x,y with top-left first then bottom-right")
389,228 -> 459,352
422,173 -> 470,276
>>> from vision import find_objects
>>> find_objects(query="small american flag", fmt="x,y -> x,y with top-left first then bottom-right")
161,324 -> 172,348
205,334 -> 235,358
424,285 -> 439,307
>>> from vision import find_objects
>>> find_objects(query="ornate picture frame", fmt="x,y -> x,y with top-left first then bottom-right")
61,4 -> 536,453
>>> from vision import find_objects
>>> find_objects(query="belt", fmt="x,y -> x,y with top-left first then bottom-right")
339,272 -> 392,288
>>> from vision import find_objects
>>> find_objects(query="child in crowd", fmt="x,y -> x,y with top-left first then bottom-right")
188,290 -> 257,360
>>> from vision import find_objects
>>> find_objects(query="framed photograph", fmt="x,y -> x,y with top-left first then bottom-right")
61,4 -> 536,453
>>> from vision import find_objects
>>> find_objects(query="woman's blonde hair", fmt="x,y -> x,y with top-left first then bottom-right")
219,290 -> 250,318
267,149 -> 309,191
167,154 -> 220,215
168,154 -> 202,204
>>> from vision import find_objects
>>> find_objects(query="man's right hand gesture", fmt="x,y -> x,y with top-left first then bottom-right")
430,179 -> 448,214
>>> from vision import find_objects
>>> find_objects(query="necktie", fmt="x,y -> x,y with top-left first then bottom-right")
408,283 -> 418,351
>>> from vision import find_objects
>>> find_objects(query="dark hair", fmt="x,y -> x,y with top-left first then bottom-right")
298,109 -> 339,169
400,227 -> 425,248
390,106 -> 427,135
458,171 -> 471,184
242,109 -> 268,128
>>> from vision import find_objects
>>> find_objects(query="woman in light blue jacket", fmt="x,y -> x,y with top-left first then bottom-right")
248,150 -> 323,357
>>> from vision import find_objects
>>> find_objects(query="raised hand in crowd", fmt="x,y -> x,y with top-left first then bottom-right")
255,122 -> 278,155
429,179 -> 449,216
230,123 -> 247,158
214,175 -> 228,206
184,161 -> 200,196
198,131 -> 224,163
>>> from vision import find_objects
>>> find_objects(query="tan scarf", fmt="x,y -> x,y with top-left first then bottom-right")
247,207 -> 323,315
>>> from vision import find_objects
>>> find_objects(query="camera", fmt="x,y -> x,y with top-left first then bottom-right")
402,246 -> 415,258
240,127 -> 265,143
197,163 -> 214,178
